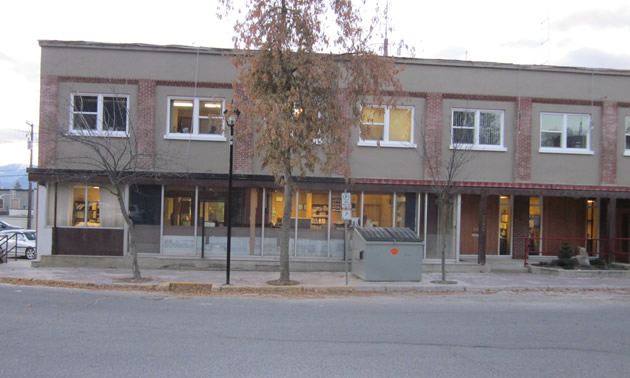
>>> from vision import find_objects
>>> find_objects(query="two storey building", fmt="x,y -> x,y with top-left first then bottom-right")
30,40 -> 630,268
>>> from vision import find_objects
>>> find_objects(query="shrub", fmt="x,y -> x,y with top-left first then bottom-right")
590,258 -> 606,267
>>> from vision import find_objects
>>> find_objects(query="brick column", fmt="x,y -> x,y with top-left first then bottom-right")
424,93 -> 443,179
136,80 -> 156,169
512,195 -> 530,260
515,97 -> 532,182
600,101 -> 618,185
39,75 -> 59,168
234,112 -> 254,174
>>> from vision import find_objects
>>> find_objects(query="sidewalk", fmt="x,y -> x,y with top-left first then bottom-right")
2,258 -> 630,296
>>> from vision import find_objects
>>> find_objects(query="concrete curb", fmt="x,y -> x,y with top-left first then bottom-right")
528,265 -> 630,278
2,276 -> 630,297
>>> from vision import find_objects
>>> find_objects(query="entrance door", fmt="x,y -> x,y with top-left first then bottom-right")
499,196 -> 511,256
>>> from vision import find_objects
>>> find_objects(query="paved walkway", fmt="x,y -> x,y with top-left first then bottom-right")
2,258 -> 630,295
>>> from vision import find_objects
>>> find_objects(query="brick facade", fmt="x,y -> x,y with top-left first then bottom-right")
38,75 -> 59,168
424,93 -> 443,179
600,101 -> 618,185
515,97 -> 532,182
234,113 -> 254,173
136,80 -> 156,169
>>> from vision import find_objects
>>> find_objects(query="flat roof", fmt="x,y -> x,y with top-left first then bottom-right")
38,40 -> 630,77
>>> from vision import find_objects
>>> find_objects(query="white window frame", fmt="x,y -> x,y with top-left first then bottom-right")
625,116 -> 630,157
539,112 -> 593,155
69,93 -> 130,136
358,105 -> 416,148
165,97 -> 226,141
450,108 -> 506,151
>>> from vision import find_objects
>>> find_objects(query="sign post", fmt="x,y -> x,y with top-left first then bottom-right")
341,191 -> 352,285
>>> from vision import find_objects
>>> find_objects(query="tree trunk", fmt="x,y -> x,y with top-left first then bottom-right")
279,173 -> 293,284
115,185 -> 141,280
439,195 -> 453,282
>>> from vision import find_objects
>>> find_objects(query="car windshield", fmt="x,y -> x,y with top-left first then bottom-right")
23,232 -> 36,241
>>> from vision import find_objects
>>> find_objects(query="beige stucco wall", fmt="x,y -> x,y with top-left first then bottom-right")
55,81 -> 138,170
41,44 -> 237,83
530,103 -> 601,185
440,99 -> 515,183
348,97 -> 425,180
398,61 -> 629,102
40,42 -> 630,187
618,107 -> 630,186
153,85 -> 233,173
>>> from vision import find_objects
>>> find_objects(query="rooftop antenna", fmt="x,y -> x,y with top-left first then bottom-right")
540,11 -> 550,64
383,0 -> 389,56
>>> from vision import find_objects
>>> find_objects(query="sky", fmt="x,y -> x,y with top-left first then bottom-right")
1,0 -> 629,166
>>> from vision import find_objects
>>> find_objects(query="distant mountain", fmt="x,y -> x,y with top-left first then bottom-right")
0,164 -> 30,189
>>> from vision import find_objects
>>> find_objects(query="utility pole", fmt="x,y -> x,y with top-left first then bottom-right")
26,121 -> 34,230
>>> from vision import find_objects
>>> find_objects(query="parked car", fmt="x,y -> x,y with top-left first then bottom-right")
0,220 -> 21,231
0,229 -> 37,260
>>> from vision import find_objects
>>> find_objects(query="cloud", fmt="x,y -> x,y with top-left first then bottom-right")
555,7 -> 630,31
0,51 -> 14,63
557,47 -> 630,69
500,40 -> 541,49
434,46 -> 469,61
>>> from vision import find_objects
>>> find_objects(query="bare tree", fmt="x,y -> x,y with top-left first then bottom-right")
420,121 -> 472,283
55,94 -> 163,280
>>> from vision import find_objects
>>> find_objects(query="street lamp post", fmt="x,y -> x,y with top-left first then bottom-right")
224,108 -> 240,285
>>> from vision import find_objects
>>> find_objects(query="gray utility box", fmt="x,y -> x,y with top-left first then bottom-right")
352,227 -> 423,281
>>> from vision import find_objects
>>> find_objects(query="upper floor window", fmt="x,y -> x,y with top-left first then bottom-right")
359,106 -> 415,147
70,94 -> 129,135
451,109 -> 505,151
625,116 -> 630,155
540,112 -> 592,154
166,97 -> 225,141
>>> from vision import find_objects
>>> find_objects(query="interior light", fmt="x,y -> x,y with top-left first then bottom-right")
204,103 -> 221,108
173,101 -> 193,107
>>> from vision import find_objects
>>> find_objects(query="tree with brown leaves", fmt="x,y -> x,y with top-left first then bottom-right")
220,0 -> 402,284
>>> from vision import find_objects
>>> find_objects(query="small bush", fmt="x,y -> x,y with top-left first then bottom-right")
590,258 -> 606,267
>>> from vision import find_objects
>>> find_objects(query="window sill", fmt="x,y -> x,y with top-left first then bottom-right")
357,140 -> 417,148
164,133 -> 227,142
538,148 -> 594,155
449,144 -> 507,152
67,130 -> 128,138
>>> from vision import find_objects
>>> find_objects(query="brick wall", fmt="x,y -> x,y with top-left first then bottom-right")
424,93 -> 443,179
136,80 -> 156,169
515,97 -> 532,182
39,75 -> 59,168
600,101 -> 618,185
234,112 -> 254,173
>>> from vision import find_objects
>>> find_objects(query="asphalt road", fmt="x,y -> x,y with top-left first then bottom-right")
1,285 -> 629,378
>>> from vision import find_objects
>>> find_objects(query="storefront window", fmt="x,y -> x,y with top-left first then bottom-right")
296,191 -> 329,257
72,185 -> 100,226
395,193 -> 417,231
363,193 -> 393,228
528,196 -> 542,254
330,192 -> 361,258
264,190 -> 296,256
130,185 -> 161,253
162,186 -> 195,255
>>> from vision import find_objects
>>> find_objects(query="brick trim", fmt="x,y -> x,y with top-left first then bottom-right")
354,177 -> 630,193
137,80 -> 156,169
515,97 -> 532,182
424,93 -> 443,179
39,75 -> 59,168
600,101 -> 618,185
